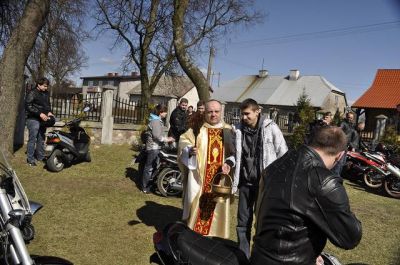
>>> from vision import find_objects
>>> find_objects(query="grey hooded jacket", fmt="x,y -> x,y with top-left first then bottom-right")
232,117 -> 288,193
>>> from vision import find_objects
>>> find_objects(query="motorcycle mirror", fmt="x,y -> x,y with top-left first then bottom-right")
8,209 -> 26,224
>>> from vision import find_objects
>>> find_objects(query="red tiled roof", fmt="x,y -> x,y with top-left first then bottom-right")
352,69 -> 400,109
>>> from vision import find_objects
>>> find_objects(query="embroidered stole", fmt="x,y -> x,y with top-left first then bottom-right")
193,128 -> 224,235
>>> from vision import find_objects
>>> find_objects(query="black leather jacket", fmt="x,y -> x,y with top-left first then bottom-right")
25,88 -> 51,120
168,107 -> 188,140
251,145 -> 362,265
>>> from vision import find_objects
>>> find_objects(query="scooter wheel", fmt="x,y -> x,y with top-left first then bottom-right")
384,177 -> 400,199
85,151 -> 91,162
157,168 -> 182,197
46,149 -> 65,172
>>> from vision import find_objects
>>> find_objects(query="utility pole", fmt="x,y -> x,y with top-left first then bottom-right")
206,45 -> 215,86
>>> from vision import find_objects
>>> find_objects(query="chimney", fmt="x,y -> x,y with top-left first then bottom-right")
289,69 -> 300,80
131,71 -> 139,77
258,69 -> 268,78
107,72 -> 113,77
114,72 -> 118,76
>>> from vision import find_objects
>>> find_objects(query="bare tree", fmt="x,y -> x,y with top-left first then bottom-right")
0,0 -> 50,154
0,1 -> 26,48
94,0 -> 177,106
26,0 -> 89,92
172,0 -> 262,100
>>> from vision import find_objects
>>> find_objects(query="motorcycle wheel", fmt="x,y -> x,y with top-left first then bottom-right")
157,168 -> 182,197
384,177 -> 400,199
363,170 -> 383,188
46,149 -> 65,172
85,151 -> 91,162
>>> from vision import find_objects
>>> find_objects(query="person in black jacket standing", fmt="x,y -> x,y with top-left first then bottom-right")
168,98 -> 188,141
25,78 -> 54,166
251,126 -> 362,265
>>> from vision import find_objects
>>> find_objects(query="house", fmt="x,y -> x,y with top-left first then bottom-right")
213,69 -> 347,126
352,69 -> 400,132
81,72 -> 200,106
81,72 -> 141,100
127,75 -> 199,108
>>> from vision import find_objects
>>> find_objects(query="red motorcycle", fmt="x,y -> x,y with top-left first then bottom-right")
344,150 -> 388,189
344,147 -> 400,198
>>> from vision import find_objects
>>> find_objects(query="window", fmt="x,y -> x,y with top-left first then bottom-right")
108,80 -> 114,86
88,80 -> 93,86
98,80 -> 103,86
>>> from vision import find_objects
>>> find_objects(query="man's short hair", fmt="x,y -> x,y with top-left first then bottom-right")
197,100 -> 205,107
309,126 -> 347,156
240,98 -> 259,111
180,98 -> 188,104
205,99 -> 222,110
36,77 -> 50,87
323,112 -> 332,118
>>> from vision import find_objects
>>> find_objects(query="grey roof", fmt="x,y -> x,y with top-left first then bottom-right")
128,76 -> 194,97
213,74 -> 344,108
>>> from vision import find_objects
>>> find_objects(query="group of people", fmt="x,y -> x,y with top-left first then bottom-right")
138,96 -> 362,264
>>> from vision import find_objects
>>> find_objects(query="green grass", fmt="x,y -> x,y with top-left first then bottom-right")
9,145 -> 400,265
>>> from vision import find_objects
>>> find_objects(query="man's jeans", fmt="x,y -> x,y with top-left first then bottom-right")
141,149 -> 160,192
26,119 -> 46,163
237,185 -> 258,259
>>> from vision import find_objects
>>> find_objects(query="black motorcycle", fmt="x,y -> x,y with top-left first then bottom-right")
135,144 -> 182,197
45,114 -> 91,172
152,222 -> 343,265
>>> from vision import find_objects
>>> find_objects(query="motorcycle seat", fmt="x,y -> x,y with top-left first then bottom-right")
176,226 -> 249,265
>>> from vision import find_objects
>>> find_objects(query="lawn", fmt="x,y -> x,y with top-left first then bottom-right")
9,144 -> 400,265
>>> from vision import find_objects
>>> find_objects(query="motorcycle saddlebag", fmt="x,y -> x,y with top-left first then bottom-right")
176,226 -> 249,265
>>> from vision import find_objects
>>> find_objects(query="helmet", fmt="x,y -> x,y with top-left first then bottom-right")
41,115 -> 56,127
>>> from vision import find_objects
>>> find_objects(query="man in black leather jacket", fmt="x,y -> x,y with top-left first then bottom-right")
168,98 -> 188,141
25,78 -> 54,166
251,126 -> 362,265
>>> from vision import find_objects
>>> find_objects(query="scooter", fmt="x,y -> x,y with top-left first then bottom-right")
45,107 -> 91,172
152,222 -> 343,265
135,144 -> 182,197
0,148 -> 73,264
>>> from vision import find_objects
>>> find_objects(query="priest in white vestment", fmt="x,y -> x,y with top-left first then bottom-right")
178,100 -> 235,239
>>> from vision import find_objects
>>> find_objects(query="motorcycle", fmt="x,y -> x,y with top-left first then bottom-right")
0,149 -> 73,264
135,144 -> 182,197
344,148 -> 400,198
152,222 -> 343,265
45,107 -> 91,172
344,150 -> 388,189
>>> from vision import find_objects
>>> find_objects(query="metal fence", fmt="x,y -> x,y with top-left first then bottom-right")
112,97 -> 148,124
50,94 -> 102,122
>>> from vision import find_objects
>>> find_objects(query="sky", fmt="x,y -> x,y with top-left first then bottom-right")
77,0 -> 400,103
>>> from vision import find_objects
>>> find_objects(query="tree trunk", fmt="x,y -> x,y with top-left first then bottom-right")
0,0 -> 50,155
172,0 -> 210,101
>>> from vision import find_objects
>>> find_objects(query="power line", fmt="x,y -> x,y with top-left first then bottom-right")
230,20 -> 400,47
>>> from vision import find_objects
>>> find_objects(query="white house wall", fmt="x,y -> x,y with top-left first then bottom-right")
119,80 -> 141,100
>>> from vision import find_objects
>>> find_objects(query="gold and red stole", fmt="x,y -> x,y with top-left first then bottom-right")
193,128 -> 224,235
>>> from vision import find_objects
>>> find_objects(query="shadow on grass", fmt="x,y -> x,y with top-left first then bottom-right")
131,200 -> 182,231
344,178 -> 386,198
125,167 -> 141,190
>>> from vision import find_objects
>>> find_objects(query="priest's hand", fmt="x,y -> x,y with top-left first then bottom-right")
189,147 -> 197,156
221,163 -> 231,174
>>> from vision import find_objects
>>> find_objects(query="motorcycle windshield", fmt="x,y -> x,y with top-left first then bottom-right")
0,149 -> 31,213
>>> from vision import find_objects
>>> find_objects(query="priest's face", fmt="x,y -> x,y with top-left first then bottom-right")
205,100 -> 222,125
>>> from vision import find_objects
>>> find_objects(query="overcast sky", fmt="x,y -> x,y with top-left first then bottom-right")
78,0 -> 400,103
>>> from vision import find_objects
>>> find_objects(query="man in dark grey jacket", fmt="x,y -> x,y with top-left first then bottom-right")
251,126 -> 362,265
232,99 -> 288,258
25,77 -> 54,166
